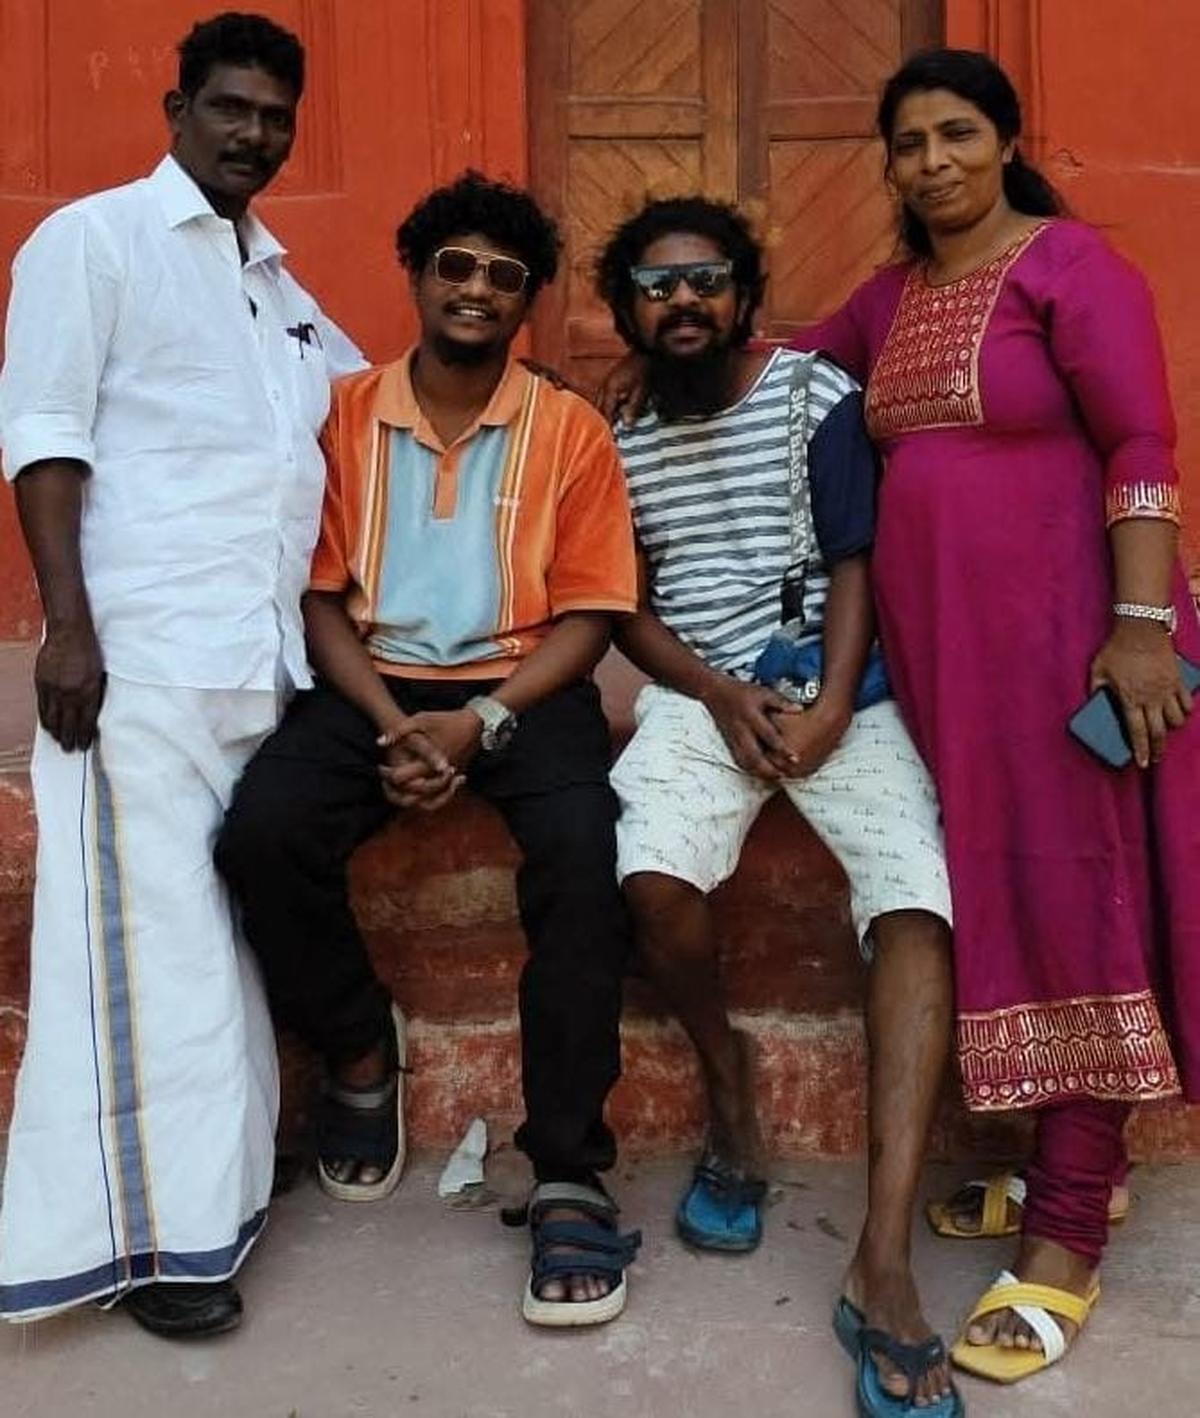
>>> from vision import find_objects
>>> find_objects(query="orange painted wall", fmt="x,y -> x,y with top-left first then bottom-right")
0,0 -> 529,639
3,1 -> 1199,640
948,0 -> 1200,577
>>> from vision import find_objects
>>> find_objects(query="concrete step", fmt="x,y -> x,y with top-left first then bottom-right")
3,637 -> 1199,1161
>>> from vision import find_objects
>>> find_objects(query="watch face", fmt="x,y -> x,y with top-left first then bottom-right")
475,700 -> 516,752
484,719 -> 515,752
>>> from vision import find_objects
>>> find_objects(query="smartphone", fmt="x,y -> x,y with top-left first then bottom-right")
1067,652 -> 1200,768
1067,687 -> 1132,768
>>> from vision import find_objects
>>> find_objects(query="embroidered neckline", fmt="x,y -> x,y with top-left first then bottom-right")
919,220 -> 1052,291
865,222 -> 1048,439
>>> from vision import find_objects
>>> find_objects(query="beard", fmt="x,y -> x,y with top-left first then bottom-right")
641,318 -> 738,421
432,330 -> 502,367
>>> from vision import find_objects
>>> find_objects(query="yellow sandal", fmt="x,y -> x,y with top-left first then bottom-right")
926,1171 -> 1129,1239
950,1269 -> 1100,1383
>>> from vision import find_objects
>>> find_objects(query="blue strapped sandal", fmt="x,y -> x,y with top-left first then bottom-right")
676,1151 -> 768,1253
514,1181 -> 642,1328
833,1297 -> 965,1418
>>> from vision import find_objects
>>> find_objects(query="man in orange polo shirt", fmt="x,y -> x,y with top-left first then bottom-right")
216,172 -> 641,1326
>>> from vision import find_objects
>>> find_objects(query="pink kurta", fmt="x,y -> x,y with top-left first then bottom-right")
798,220 -> 1200,1111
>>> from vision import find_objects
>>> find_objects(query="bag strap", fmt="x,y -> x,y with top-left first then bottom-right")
783,351 -> 819,628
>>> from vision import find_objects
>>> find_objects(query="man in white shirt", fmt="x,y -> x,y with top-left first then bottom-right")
0,13 -> 364,1337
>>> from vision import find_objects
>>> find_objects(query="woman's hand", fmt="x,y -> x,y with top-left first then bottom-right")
596,351 -> 649,425
1089,620 -> 1192,768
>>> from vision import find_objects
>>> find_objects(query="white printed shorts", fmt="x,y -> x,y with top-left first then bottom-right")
611,684 -> 952,955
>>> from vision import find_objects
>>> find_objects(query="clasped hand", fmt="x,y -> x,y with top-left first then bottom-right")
701,675 -> 849,780
377,708 -> 482,810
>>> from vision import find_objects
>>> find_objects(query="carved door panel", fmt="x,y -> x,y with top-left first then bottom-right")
741,0 -> 942,336
527,0 -> 739,388
528,0 -> 942,381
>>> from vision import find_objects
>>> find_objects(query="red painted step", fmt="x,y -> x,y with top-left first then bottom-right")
3,640 -> 1199,1161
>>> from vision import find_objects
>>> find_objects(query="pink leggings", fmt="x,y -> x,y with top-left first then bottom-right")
1021,1099 -> 1132,1267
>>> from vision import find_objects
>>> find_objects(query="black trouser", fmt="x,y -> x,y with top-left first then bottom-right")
216,676 -> 628,1180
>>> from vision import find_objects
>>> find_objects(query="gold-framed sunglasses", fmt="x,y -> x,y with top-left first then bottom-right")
629,259 -> 734,302
432,245 -> 530,296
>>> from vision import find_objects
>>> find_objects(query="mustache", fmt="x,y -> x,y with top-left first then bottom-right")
219,149 -> 270,170
655,310 -> 717,335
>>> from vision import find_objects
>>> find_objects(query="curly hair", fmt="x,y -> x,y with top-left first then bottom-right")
596,196 -> 767,348
396,171 -> 561,299
177,12 -> 305,99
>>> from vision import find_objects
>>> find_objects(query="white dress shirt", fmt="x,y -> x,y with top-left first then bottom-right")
0,155 -> 366,691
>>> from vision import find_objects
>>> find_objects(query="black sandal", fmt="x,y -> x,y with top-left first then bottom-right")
316,1003 -> 408,1202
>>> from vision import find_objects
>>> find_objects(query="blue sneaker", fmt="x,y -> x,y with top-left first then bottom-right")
675,1153 -> 767,1253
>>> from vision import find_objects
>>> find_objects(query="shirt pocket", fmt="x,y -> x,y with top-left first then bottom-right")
278,311 -> 333,433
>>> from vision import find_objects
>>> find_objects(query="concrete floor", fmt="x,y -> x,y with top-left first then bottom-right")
3,1151 -> 1198,1418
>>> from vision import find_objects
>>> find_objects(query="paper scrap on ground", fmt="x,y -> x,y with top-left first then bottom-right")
437,1117 -> 488,1197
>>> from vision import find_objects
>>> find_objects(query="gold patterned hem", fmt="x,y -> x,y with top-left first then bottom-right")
1105,481 -> 1183,527
957,990 -> 1181,1112
865,224 -> 1050,440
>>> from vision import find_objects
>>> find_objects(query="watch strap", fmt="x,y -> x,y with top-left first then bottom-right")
466,695 -> 516,750
1113,601 -> 1176,632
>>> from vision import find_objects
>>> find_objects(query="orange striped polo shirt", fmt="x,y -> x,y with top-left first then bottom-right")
310,351 -> 637,679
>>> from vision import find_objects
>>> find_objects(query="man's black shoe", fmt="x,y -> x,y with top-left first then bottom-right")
122,1280 -> 243,1337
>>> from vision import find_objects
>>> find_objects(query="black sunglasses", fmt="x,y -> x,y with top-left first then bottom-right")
629,259 -> 734,302
432,245 -> 530,296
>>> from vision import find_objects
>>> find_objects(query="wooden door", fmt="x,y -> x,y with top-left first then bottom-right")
528,0 -> 740,390
528,0 -> 942,380
741,0 -> 942,337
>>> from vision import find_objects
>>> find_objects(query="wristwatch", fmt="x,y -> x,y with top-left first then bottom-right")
769,675 -> 822,707
466,695 -> 518,752
1113,601 -> 1177,633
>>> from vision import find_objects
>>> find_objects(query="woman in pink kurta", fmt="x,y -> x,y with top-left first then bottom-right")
800,49 -> 1200,1386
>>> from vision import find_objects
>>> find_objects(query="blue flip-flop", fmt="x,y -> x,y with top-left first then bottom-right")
833,1298 -> 965,1418
675,1153 -> 767,1253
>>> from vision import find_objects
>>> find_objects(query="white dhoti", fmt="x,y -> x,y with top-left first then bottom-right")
0,677 -> 281,1320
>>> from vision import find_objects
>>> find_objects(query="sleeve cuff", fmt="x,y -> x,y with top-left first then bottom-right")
550,595 -> 638,617
1,415 -> 94,482
820,537 -> 874,565
1105,481 -> 1182,527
